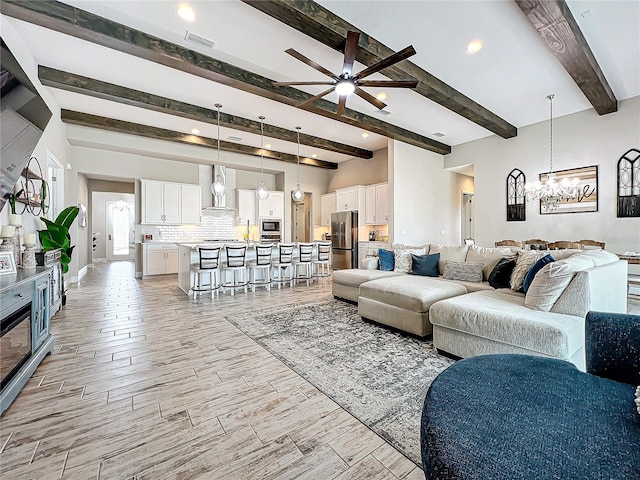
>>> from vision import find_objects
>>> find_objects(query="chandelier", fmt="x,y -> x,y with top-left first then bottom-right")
210,103 -> 226,196
525,94 -> 579,212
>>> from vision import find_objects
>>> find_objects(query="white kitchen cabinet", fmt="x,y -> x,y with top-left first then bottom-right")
258,190 -> 284,218
237,189 -> 257,225
143,244 -> 179,276
141,180 -> 200,224
365,183 -> 389,224
335,186 -> 365,212
320,192 -> 336,226
180,184 -> 202,224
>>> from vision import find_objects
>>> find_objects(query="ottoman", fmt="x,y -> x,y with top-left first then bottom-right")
332,269 -> 403,302
358,276 -> 467,336
421,353 -> 640,480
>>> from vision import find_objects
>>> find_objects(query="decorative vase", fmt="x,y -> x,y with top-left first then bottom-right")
22,244 -> 36,269
13,225 -> 23,268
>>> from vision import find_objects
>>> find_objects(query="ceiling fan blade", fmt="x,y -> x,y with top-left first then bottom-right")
342,31 -> 360,76
273,81 -> 335,87
355,87 -> 387,110
358,80 -> 419,88
298,87 -> 335,108
285,48 -> 336,79
337,95 -> 347,116
355,45 -> 417,80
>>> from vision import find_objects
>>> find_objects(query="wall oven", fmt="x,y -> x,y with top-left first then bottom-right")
259,218 -> 282,243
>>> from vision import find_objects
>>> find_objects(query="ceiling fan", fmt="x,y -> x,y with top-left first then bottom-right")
273,31 -> 419,116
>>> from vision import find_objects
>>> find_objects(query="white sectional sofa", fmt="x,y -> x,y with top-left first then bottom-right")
332,244 -> 628,369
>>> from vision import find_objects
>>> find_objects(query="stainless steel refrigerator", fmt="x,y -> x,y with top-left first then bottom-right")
331,211 -> 358,270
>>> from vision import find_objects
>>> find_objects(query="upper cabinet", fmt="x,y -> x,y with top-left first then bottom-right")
258,190 -> 284,218
320,192 -> 336,226
365,183 -> 389,224
141,179 -> 201,224
237,188 -> 257,225
336,186 -> 365,212
180,184 -> 202,224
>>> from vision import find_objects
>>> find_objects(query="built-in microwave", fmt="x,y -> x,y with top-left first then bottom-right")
260,219 -> 281,233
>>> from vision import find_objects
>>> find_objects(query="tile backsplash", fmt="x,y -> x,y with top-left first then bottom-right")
141,211 -> 237,242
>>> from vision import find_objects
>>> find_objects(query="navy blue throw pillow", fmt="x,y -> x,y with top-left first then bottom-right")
378,248 -> 394,271
522,254 -> 555,293
488,257 -> 516,289
411,253 -> 440,277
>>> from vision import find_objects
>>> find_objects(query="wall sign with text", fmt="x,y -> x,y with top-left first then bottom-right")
540,165 -> 598,214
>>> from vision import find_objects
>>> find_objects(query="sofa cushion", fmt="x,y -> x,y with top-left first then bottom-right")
359,276 -> 467,313
439,278 -> 494,293
488,258 -> 516,289
411,253 -> 440,277
332,269 -> 403,288
443,261 -> 483,283
466,245 -> 518,281
429,290 -> 584,358
378,248 -> 394,271
523,254 -> 555,294
429,243 -> 469,276
510,250 -> 547,292
525,255 -> 598,312
394,248 -> 427,273
576,249 -> 619,266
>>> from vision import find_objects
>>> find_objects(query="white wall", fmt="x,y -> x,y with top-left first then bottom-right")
445,96 -> 640,252
0,17 -> 70,244
390,140 -> 472,246
328,148 -> 388,191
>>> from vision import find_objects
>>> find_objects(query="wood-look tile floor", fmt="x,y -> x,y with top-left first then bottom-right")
0,261 -> 424,480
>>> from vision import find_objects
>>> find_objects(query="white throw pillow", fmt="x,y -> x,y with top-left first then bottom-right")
510,251 -> 546,292
525,255 -> 597,311
429,243 -> 469,275
394,248 -> 426,273
635,386 -> 640,415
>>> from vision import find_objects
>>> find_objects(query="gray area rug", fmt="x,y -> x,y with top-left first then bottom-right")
225,299 -> 455,466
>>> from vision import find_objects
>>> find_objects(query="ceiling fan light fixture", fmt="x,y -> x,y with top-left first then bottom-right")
335,79 -> 355,96
177,3 -> 195,22
376,92 -> 387,101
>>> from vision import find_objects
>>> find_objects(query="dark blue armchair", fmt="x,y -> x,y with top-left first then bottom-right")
420,311 -> 640,480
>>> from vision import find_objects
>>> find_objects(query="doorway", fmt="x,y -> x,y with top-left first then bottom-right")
106,201 -> 135,261
461,191 -> 474,244
291,192 -> 311,243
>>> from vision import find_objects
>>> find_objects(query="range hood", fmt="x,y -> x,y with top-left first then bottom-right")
203,165 -> 237,211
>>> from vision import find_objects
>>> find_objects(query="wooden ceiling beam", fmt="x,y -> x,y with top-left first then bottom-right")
39,66 -> 372,159
242,0 -> 518,139
1,0 -> 450,155
60,110 -> 338,170
515,0 -> 617,115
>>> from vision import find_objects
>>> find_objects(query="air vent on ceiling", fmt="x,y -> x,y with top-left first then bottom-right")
184,31 -> 216,50
227,135 -> 242,142
432,132 -> 446,137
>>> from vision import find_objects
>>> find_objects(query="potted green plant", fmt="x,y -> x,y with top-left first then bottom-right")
38,205 -> 79,275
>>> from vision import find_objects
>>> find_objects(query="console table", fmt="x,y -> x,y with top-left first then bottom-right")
0,268 -> 54,415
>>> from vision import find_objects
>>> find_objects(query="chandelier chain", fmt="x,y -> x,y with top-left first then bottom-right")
216,103 -> 221,163
259,116 -> 265,176
548,94 -> 554,174
296,126 -> 301,182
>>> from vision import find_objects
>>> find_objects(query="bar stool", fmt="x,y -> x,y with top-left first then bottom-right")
293,242 -> 314,286
271,243 -> 295,289
312,241 -> 332,283
222,244 -> 248,296
248,243 -> 273,292
190,246 -> 221,299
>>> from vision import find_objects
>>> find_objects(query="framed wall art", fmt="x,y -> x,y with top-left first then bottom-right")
540,165 -> 598,214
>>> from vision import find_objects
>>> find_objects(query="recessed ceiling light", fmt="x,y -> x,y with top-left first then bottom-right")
376,92 -> 387,101
191,128 -> 200,134
177,3 -> 195,22
264,143 -> 272,149
311,154 -> 318,158
466,39 -> 483,55
361,132 -> 369,138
